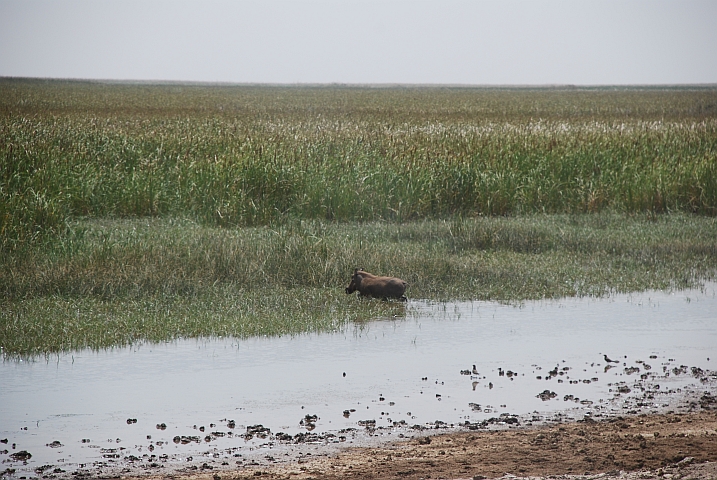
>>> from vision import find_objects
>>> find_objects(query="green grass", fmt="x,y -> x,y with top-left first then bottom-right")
2,214 -> 716,357
1,80 -> 717,358
2,80 -> 716,253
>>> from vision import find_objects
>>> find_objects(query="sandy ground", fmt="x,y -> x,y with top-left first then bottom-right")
109,409 -> 717,480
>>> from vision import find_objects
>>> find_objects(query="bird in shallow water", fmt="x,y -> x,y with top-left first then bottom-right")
604,354 -> 619,363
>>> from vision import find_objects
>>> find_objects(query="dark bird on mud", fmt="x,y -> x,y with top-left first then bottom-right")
604,354 -> 619,363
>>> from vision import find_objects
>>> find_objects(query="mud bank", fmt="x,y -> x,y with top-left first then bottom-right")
2,387 -> 715,479
145,409 -> 717,480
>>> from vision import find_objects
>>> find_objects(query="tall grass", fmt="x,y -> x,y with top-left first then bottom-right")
4,214 -> 716,301
2,80 -> 717,357
2,214 -> 716,356
2,80 -> 716,253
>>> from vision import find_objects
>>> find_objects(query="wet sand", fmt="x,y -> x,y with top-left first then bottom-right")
4,389 -> 715,479
143,409 -> 717,480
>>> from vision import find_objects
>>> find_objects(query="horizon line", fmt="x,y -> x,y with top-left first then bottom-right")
3,76 -> 717,90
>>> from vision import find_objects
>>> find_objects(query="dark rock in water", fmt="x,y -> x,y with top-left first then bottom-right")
34,465 -> 53,474
126,418 -> 137,425
293,432 -> 321,444
156,423 -> 167,430
246,425 -> 271,438
227,420 -> 236,429
10,451 -> 32,461
173,435 -> 197,445
624,366 -> 640,375
0,439 -> 7,444
700,392 -> 717,409
536,390 -> 557,401
301,414 -> 318,424
468,403 -> 482,411
502,416 -> 519,425
343,410 -> 351,418
46,441 -> 63,448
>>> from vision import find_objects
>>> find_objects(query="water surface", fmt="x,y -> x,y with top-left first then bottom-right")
1,284 -> 715,476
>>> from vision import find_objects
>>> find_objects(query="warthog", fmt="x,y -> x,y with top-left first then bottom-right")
345,268 -> 408,301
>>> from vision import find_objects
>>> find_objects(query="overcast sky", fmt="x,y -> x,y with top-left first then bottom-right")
1,0 -> 716,85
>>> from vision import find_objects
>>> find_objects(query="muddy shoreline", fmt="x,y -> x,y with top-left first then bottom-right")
139,408 -> 717,480
3,386 -> 715,480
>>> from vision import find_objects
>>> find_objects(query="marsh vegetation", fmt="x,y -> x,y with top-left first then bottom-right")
1,79 -> 716,356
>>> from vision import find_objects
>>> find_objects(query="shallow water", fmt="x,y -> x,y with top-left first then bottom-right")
1,284 -> 716,476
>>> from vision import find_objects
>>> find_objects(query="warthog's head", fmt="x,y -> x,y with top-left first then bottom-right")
345,268 -> 363,294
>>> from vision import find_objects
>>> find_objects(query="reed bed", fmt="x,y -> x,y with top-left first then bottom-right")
2,79 -> 716,357
2,80 -> 716,253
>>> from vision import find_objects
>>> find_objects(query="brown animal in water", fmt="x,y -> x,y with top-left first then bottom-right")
345,268 -> 408,301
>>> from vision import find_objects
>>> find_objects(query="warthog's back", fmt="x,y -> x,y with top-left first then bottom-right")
346,269 -> 408,300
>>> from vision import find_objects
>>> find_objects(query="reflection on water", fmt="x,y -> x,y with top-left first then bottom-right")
1,284 -> 715,476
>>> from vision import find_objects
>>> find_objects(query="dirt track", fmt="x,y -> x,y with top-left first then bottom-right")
149,410 -> 717,480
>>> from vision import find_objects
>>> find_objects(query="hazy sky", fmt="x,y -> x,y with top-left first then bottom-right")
1,0 -> 716,85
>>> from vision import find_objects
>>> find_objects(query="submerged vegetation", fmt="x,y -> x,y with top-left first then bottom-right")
1,79 -> 716,356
